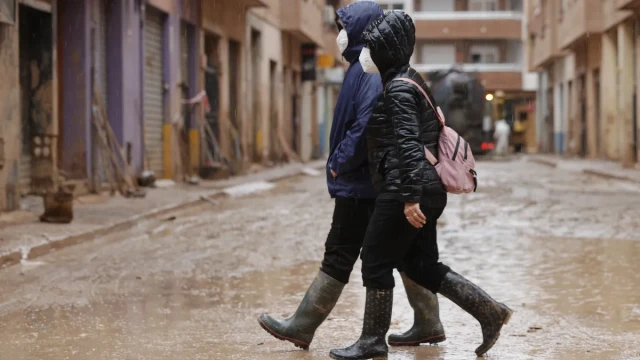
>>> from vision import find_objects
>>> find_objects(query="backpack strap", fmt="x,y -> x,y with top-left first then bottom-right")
391,77 -> 443,166
393,77 -> 445,127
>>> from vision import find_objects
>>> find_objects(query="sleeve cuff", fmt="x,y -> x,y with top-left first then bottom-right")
402,187 -> 422,204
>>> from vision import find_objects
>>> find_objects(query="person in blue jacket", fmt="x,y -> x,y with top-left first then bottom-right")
258,2 -> 444,350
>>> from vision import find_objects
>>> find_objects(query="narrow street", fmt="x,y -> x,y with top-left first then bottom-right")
0,158 -> 639,360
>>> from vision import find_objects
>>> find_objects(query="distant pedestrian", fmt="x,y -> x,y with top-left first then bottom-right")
329,11 -> 513,360
258,1 -> 445,351
494,118 -> 511,156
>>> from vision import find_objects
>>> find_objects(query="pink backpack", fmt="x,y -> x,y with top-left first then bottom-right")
392,78 -> 478,194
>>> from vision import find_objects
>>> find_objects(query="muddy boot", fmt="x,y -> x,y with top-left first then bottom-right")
258,271 -> 345,350
388,273 -> 445,346
329,289 -> 393,360
438,271 -> 513,357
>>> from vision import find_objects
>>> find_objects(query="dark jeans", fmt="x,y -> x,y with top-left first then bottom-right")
360,198 -> 451,291
320,197 -> 376,284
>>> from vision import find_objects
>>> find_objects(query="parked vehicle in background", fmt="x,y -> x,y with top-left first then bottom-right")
428,69 -> 495,154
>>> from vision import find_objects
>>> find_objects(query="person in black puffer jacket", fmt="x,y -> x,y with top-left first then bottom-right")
329,11 -> 513,360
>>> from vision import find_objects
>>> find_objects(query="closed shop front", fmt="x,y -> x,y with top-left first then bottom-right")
143,8 -> 166,177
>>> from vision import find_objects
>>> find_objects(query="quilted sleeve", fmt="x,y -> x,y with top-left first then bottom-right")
385,82 -> 423,203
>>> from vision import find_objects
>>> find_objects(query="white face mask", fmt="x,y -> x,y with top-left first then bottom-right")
336,29 -> 349,55
359,47 -> 379,74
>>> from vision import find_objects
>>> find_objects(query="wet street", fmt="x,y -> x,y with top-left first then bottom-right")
0,157 -> 639,360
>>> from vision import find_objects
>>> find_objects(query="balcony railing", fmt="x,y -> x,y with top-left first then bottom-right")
413,63 -> 522,73
412,11 -> 523,21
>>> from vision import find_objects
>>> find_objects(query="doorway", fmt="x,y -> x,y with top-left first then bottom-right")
19,4 -> 53,193
269,60 -> 278,161
578,74 -> 587,157
204,34 -> 221,159
291,71 -> 300,154
250,29 -> 261,161
594,69 -> 601,157
547,88 -> 554,153
559,82 -> 565,153
228,39 -> 241,160
181,22 -> 195,129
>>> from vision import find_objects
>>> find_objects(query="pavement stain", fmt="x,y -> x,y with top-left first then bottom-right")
0,159 -> 639,359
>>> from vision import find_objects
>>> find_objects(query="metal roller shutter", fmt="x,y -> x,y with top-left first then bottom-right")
144,8 -> 165,176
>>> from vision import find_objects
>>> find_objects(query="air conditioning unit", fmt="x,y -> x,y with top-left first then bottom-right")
323,5 -> 336,27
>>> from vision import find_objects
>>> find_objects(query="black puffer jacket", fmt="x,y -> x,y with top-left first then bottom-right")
362,11 -> 446,206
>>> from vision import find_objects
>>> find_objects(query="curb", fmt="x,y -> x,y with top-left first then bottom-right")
528,157 -> 558,168
582,168 -> 640,184
0,161 -> 326,270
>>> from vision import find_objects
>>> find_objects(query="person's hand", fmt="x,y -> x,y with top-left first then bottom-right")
404,203 -> 426,228
330,169 -> 337,179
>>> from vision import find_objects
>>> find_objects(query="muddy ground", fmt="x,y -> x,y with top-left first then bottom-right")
0,158 -> 639,360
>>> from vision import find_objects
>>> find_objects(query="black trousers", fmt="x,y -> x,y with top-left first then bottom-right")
360,198 -> 451,292
320,197 -> 376,284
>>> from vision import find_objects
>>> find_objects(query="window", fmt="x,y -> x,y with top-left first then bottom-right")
509,0 -> 523,11
469,0 -> 498,11
469,44 -> 499,63
419,0 -> 454,11
421,43 -> 456,65
377,1 -> 404,10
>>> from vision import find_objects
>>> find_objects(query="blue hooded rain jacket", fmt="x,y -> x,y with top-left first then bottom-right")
327,1 -> 383,199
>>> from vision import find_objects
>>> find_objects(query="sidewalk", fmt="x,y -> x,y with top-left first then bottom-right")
0,160 -> 326,268
526,154 -> 640,184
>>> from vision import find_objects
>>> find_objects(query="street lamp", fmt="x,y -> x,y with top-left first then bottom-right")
485,93 -> 494,101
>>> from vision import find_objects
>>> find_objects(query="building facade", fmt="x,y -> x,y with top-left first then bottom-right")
528,0 -> 640,168
0,0 -> 345,213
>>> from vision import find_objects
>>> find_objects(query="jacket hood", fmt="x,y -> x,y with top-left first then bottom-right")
336,1 -> 384,62
362,10 -> 415,75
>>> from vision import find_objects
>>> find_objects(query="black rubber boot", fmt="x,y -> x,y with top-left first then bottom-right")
438,271 -> 513,357
329,289 -> 393,360
258,271 -> 345,350
388,273 -> 446,346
